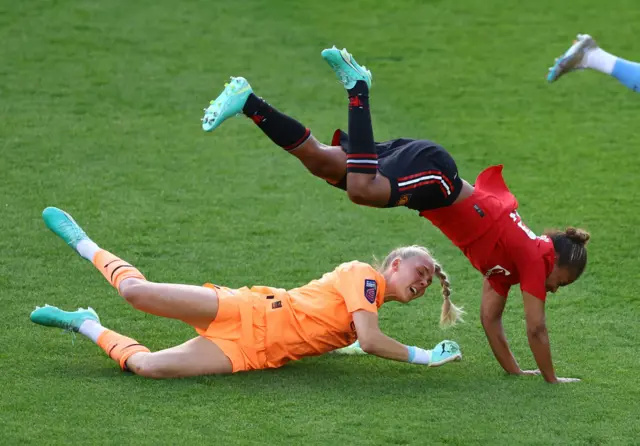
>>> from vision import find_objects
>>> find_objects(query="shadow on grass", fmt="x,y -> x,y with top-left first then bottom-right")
31,347 -> 577,403
42,353 -> 551,394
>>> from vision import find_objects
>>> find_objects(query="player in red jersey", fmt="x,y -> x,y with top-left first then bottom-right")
201,47 -> 589,383
418,166 -> 588,384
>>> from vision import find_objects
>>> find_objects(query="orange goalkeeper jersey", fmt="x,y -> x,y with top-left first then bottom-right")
259,260 -> 386,368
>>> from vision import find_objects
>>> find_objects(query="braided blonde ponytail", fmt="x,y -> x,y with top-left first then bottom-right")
434,263 -> 465,327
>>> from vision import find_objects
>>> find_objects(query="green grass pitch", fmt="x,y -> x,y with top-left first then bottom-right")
1,0 -> 639,444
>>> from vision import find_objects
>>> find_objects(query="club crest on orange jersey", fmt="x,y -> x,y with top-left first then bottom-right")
364,279 -> 377,303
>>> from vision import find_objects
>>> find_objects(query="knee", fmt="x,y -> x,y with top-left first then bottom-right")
347,185 -> 375,206
128,355 -> 174,379
118,279 -> 150,309
312,163 -> 341,181
480,310 -> 499,329
346,173 -> 388,206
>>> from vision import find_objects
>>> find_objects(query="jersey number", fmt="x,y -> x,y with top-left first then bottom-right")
510,211 -> 537,240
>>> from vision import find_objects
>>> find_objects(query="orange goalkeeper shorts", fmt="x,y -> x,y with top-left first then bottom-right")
193,284 -> 268,373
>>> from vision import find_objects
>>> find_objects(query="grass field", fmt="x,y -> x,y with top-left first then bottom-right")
1,0 -> 639,444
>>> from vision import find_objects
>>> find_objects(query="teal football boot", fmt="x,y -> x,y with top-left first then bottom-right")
321,46 -> 372,90
30,305 -> 100,332
202,76 -> 253,132
42,207 -> 89,252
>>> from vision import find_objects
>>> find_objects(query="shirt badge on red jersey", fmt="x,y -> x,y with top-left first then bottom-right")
364,279 -> 378,303
396,194 -> 412,206
485,265 -> 511,277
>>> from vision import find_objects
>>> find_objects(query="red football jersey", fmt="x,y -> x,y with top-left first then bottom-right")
420,165 -> 555,301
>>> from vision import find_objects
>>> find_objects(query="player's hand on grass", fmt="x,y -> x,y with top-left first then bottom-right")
553,377 -> 581,384
517,370 -> 580,383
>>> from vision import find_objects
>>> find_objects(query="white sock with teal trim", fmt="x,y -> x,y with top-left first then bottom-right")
78,319 -> 106,343
581,47 -> 617,74
407,346 -> 432,365
76,239 -> 100,261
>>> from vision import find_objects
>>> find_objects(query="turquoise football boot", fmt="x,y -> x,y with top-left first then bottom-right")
321,46 -> 372,90
429,340 -> 462,367
42,207 -> 89,252
547,34 -> 598,83
30,305 -> 100,332
202,76 -> 253,132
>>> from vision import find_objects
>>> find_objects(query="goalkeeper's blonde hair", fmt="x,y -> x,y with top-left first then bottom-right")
377,245 -> 464,327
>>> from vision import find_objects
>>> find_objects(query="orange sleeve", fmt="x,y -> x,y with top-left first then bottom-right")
334,263 -> 383,314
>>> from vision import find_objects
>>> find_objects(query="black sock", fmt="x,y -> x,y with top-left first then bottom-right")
346,81 -> 377,174
242,94 -> 310,151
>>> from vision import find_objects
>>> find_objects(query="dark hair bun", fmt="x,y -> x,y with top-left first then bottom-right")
565,227 -> 590,245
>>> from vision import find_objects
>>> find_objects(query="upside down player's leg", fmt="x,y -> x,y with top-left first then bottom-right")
202,77 -> 310,149
286,137 -> 350,184
321,47 -> 392,207
29,305 -> 233,377
201,77 -> 348,183
244,95 -> 350,182
42,207 -> 220,331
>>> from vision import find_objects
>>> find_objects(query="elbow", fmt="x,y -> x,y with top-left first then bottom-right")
357,339 -> 375,354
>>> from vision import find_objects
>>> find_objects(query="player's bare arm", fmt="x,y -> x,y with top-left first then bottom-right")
480,280 -> 521,375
